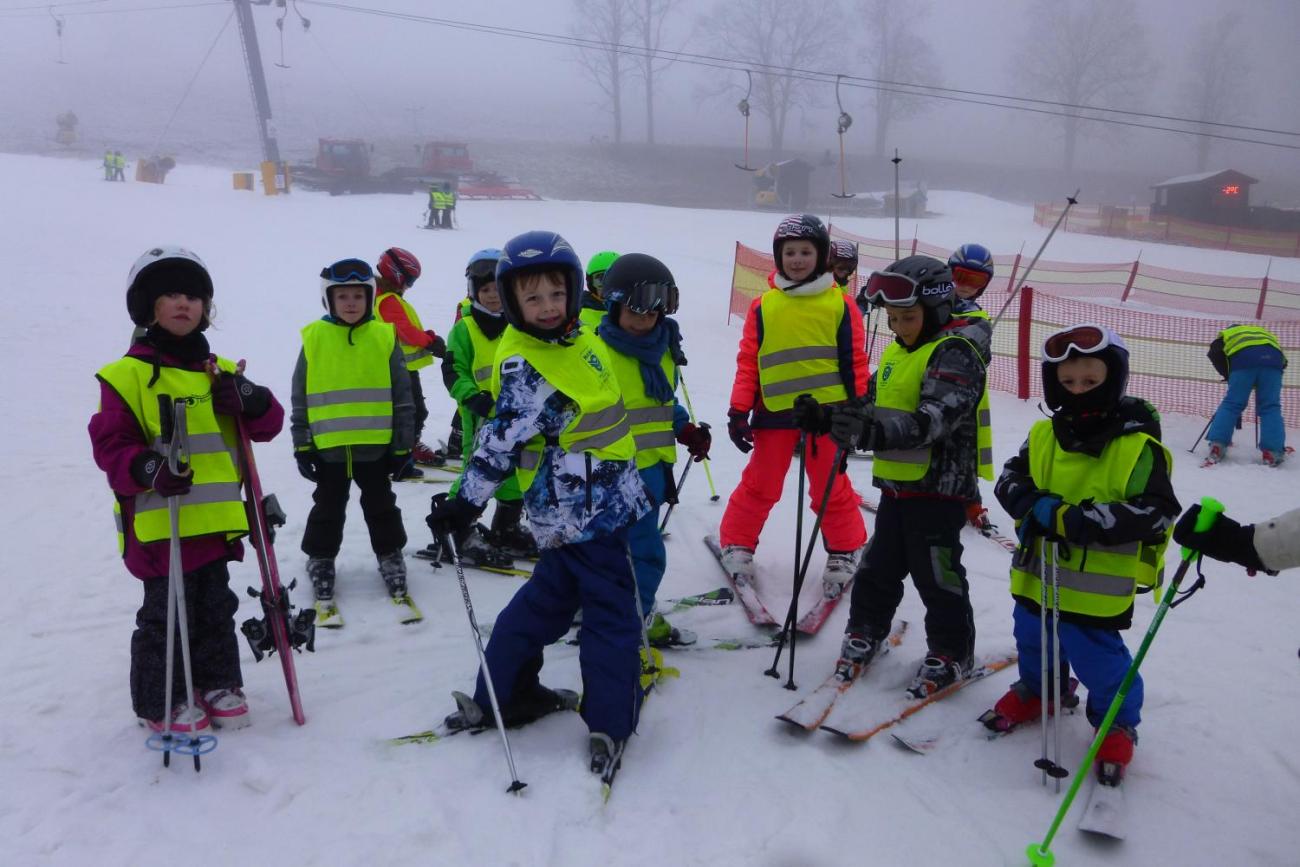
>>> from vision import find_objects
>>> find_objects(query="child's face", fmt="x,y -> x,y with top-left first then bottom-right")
781,240 -> 819,281
832,261 -> 856,286
152,292 -> 205,337
886,304 -> 924,346
476,281 -> 502,313
331,286 -> 369,324
515,273 -> 568,331
617,306 -> 659,337
1056,356 -> 1108,395
953,280 -> 982,301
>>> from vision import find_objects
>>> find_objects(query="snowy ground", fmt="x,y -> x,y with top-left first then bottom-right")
2,154 -> 1296,867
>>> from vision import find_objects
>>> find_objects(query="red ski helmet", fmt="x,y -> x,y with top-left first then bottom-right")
377,247 -> 421,288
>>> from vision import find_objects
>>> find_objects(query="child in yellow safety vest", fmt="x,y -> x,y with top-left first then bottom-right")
986,323 -> 1180,784
90,246 -> 285,732
290,258 -> 416,626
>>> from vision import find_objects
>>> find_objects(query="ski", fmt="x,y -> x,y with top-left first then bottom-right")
314,599 -> 344,629
794,578 -> 853,635
415,546 -> 533,578
394,474 -> 452,485
821,653 -> 1017,742
663,586 -> 735,612
702,535 -> 779,626
390,592 -> 424,624
776,620 -> 909,731
895,679 -> 1078,752
1078,777 -> 1126,839
389,689 -> 581,746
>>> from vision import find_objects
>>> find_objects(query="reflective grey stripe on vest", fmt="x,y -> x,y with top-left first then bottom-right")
979,447 -> 994,466
404,347 -> 432,364
762,371 -> 843,399
626,406 -> 674,426
633,429 -> 677,450
758,345 -> 838,369
979,407 -> 991,426
309,417 -> 394,436
520,448 -> 542,470
571,399 -> 626,434
1020,556 -> 1138,598
872,406 -> 927,465
473,365 -> 492,383
570,416 -> 632,453
151,433 -> 228,456
114,510 -> 124,532
306,388 -> 393,407
135,480 -> 245,516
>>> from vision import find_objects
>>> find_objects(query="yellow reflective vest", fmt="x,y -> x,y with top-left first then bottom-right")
872,335 -> 993,482
1219,325 -> 1280,357
605,344 -> 678,469
301,319 -> 396,450
97,355 -> 248,550
756,285 -> 851,411
490,326 -> 636,492
1009,420 -> 1172,619
376,290 -> 433,371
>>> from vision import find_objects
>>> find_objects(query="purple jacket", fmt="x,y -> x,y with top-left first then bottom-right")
89,343 -> 285,580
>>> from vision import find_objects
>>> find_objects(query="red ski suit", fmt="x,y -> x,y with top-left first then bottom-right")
719,276 -> 868,552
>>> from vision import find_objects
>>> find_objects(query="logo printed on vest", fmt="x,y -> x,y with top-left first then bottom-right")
881,361 -> 894,383
582,347 -> 606,376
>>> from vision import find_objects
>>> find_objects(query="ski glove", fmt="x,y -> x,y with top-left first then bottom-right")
792,394 -> 832,435
295,450 -> 324,483
131,449 -> 192,497
830,404 -> 881,452
426,492 -> 479,545
676,422 -> 712,462
464,390 -> 496,420
1173,505 -> 1266,573
212,372 -> 272,418
727,409 -> 753,454
424,331 -> 447,359
1017,494 -> 1079,547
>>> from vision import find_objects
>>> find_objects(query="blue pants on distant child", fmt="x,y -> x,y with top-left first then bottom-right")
1207,366 -> 1285,454
627,464 -> 670,617
474,529 -> 643,740
1011,603 -> 1142,730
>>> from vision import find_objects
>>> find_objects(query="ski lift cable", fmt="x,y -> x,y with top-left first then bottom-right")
297,0 -> 1300,141
150,6 -> 235,155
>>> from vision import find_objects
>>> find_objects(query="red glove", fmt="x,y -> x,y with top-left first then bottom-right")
676,422 -> 712,462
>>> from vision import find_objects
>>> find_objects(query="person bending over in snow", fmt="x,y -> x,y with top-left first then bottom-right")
90,246 -> 284,733
988,323 -> 1179,783
426,230 -> 652,776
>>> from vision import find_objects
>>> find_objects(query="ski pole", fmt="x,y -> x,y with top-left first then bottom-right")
1188,415 -> 1212,453
623,544 -> 658,685
1031,542 -> 1068,791
766,431 -> 809,683
1036,538 -> 1050,787
991,189 -> 1080,331
677,372 -> 719,502
1026,497 -> 1223,867
444,534 -> 526,794
658,460 -> 692,535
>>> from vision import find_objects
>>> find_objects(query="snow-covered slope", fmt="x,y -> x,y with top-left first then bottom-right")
2,154 -> 1295,867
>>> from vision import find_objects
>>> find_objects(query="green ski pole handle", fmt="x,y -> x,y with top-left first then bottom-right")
677,371 -> 720,502
1026,496 -> 1222,866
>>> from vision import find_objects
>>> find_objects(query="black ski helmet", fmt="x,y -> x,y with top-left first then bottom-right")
772,214 -> 830,282
125,246 -> 215,329
601,253 -> 679,319
1041,325 -> 1130,415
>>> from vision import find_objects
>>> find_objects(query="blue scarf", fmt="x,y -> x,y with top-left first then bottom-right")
598,315 -> 681,403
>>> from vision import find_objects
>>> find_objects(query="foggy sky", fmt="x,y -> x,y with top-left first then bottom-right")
2,0 -> 1297,185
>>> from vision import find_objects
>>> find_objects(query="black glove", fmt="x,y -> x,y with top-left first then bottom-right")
1173,506 -> 1265,572
792,394 -> 832,435
212,373 -> 272,418
131,449 -> 192,497
464,390 -> 495,419
676,422 -> 712,462
829,404 -> 879,451
424,331 -> 447,359
426,492 -> 479,545
727,409 -> 753,454
295,450 -> 323,483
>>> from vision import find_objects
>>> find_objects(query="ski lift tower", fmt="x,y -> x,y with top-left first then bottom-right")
234,0 -> 282,165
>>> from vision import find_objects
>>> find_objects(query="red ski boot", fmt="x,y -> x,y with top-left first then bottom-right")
1095,724 -> 1137,784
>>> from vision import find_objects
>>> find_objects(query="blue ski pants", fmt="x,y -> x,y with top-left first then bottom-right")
1012,602 -> 1142,730
627,464 -> 669,616
1207,365 -> 1286,453
474,528 -> 642,740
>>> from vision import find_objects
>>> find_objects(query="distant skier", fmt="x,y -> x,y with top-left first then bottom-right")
113,150 -> 126,181
426,230 -> 651,776
580,250 -> 618,329
90,246 -> 284,733
987,323 -> 1179,782
1203,324 -> 1288,466
828,239 -> 859,291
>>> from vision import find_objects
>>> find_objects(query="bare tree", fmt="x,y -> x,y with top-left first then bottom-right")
1020,0 -> 1158,171
859,0 -> 942,157
573,0 -> 631,145
626,0 -> 682,145
700,0 -> 841,153
1178,13 -> 1251,172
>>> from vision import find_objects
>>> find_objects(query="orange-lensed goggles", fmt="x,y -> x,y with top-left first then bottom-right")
951,265 -> 992,291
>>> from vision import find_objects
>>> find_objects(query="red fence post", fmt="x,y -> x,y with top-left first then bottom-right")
1120,258 -> 1140,303
1256,274 -> 1269,321
1005,253 -> 1022,294
1017,285 -> 1034,400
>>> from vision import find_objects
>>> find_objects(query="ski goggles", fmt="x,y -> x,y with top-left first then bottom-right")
612,281 -> 679,315
951,265 -> 992,291
1042,323 -> 1118,362
321,258 -> 374,284
861,270 -> 923,307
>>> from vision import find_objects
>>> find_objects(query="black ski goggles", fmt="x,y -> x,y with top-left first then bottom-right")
611,281 -> 679,315
1042,324 -> 1115,363
321,258 -> 373,284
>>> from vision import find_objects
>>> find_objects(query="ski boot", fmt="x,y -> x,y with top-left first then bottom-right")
905,654 -> 973,699
441,524 -> 515,571
645,611 -> 697,648
486,500 -> 540,559
1203,442 -> 1227,466
589,732 -> 626,778
306,557 -> 336,602
718,545 -> 756,582
1096,724 -> 1137,784
979,675 -> 1080,733
391,455 -> 424,481
197,688 -> 251,730
140,702 -> 210,734
821,550 -> 857,593
412,441 -> 446,467
1262,448 -> 1286,468
445,423 -> 463,458
444,690 -> 487,732
834,629 -> 885,681
377,550 -> 408,598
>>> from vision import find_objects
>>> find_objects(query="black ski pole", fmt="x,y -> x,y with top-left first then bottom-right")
658,460 -> 692,535
765,432 -> 808,681
1188,415 -> 1212,453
